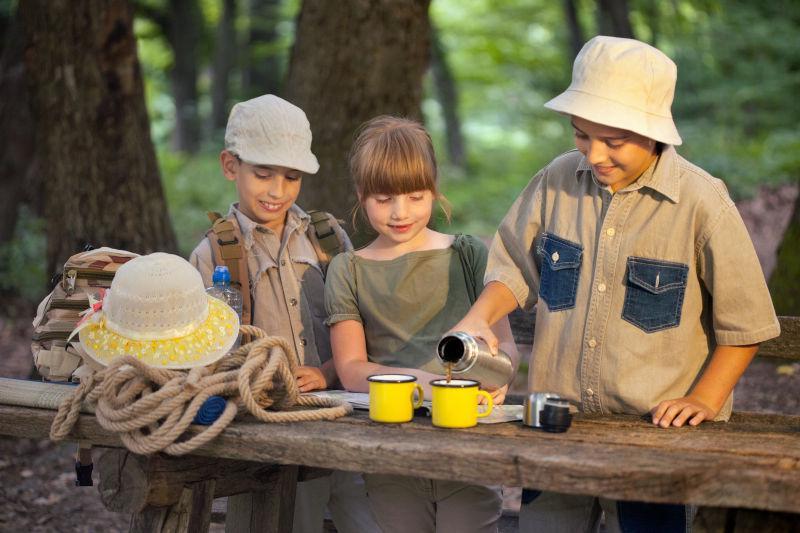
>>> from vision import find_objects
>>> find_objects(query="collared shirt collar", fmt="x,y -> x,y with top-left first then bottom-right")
228,203 -> 311,250
575,145 -> 681,203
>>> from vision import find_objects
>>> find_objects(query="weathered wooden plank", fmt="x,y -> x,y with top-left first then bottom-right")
509,313 -> 800,361
225,466 -> 298,533
96,448 -> 291,512
2,404 -> 798,514
129,480 -> 215,533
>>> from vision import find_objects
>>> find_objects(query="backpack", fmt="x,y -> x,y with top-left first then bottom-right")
31,247 -> 139,381
204,210 -> 347,329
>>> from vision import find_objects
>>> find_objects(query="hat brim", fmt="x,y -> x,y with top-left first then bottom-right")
238,149 -> 320,175
78,296 -> 240,369
544,89 -> 682,146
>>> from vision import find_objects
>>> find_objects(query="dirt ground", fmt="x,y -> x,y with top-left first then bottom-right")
0,185 -> 798,532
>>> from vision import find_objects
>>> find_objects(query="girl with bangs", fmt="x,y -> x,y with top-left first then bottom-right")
323,115 -> 516,533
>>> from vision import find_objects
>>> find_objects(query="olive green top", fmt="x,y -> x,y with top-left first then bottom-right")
324,234 -> 487,373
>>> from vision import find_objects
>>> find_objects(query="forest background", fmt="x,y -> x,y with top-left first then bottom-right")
0,0 -> 799,314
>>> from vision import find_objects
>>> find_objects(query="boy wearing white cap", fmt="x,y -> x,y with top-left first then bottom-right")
453,36 -> 780,531
190,95 -> 378,533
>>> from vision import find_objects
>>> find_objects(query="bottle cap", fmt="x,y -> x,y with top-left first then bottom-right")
212,265 -> 231,284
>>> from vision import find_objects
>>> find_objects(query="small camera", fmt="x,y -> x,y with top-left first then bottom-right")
523,392 -> 572,433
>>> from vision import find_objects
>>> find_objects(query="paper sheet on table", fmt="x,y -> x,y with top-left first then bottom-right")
307,390 -> 523,424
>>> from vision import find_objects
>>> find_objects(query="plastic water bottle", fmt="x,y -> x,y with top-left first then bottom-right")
206,266 -> 243,347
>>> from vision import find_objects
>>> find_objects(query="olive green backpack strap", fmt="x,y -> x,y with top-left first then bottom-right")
453,234 -> 479,304
306,210 -> 347,273
205,212 -> 252,333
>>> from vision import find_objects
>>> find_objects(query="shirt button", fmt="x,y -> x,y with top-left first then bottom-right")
606,228 -> 616,237
586,388 -> 594,397
588,338 -> 597,348
289,297 -> 298,306
551,251 -> 560,263
300,337 -> 307,346
280,259 -> 286,266
597,283 -> 607,293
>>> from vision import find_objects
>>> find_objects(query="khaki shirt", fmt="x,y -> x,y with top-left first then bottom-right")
190,204 -> 352,368
486,147 -> 780,420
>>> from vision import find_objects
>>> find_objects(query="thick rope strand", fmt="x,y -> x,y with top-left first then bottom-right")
50,326 -> 352,455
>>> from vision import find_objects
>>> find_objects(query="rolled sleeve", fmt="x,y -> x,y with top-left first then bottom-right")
699,204 -> 781,346
189,238 -> 215,288
485,169 -> 547,312
324,253 -> 363,326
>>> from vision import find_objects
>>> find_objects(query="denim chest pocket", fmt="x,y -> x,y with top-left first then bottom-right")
622,257 -> 689,333
538,233 -> 583,311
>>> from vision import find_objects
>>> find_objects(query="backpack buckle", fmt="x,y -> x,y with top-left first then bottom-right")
217,236 -> 239,247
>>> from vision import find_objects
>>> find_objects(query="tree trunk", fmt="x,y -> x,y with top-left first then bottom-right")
430,23 -> 466,170
168,0 -> 201,153
769,187 -> 800,315
597,0 -> 634,38
241,0 -> 282,99
211,0 -> 237,132
0,6 -> 39,246
19,0 -> 178,276
563,0 -> 584,60
284,0 -> 432,231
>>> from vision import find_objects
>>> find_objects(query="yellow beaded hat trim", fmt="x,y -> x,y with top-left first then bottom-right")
79,296 -> 239,368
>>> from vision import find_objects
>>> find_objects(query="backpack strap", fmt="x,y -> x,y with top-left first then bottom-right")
306,210 -> 346,273
205,212 -> 253,331
453,234 -> 479,304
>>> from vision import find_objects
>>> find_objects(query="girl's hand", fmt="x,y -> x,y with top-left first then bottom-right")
294,366 -> 327,393
489,384 -> 508,405
650,395 -> 717,428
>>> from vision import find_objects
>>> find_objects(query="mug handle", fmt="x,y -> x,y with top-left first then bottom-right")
476,390 -> 494,418
412,384 -> 424,408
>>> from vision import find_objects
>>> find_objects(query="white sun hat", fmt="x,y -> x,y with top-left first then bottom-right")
544,35 -> 683,146
224,94 -> 320,174
76,253 -> 239,369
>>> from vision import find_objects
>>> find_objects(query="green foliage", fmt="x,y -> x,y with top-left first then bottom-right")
425,0 -> 800,237
158,147 -> 238,257
137,0 -> 799,245
769,217 -> 800,315
0,206 -> 47,303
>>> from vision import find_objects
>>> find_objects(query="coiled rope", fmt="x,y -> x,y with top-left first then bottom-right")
50,325 -> 352,455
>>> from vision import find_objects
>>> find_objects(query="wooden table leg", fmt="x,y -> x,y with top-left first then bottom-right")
225,465 -> 299,533
129,479 -> 216,533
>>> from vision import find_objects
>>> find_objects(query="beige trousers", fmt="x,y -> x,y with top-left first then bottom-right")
364,473 -> 503,533
293,470 -> 380,533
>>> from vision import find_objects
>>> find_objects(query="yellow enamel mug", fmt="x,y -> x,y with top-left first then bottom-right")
430,379 -> 493,428
368,374 -> 424,423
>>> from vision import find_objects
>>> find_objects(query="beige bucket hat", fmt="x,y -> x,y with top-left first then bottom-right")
545,35 -> 682,146
75,253 -> 239,369
225,94 -> 320,174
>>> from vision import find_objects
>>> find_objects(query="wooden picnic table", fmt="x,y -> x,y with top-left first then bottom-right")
1,315 -> 799,532
0,398 -> 799,532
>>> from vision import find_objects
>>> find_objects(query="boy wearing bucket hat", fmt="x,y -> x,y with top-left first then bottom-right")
190,95 -> 378,533
453,36 -> 779,531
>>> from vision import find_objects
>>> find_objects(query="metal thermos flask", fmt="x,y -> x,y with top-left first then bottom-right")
436,331 -> 514,389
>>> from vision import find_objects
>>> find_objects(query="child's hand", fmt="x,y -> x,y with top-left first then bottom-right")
449,317 -> 499,355
650,396 -> 717,428
488,384 -> 508,405
294,366 -> 327,393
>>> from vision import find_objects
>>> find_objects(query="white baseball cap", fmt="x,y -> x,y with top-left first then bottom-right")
224,94 -> 320,174
545,36 -> 682,146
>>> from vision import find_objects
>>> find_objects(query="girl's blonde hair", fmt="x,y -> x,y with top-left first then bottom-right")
349,116 -> 451,222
